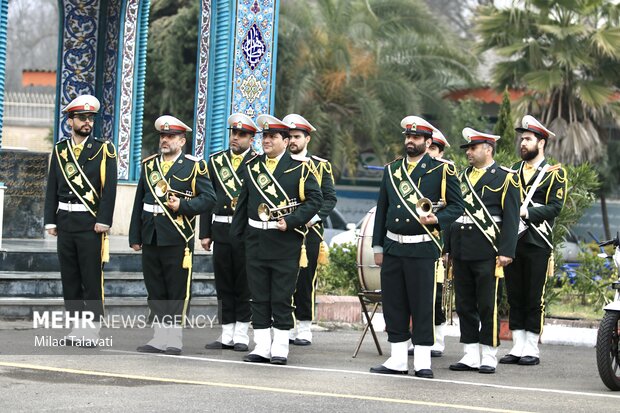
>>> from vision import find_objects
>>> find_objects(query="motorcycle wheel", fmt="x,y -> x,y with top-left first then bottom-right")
596,310 -> 620,391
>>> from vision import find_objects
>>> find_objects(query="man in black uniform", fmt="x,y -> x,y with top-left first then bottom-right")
500,115 -> 567,366
371,116 -> 464,378
283,113 -> 337,346
44,94 -> 117,345
201,113 -> 259,352
446,128 -> 520,374
129,115 -> 215,355
231,114 -> 322,365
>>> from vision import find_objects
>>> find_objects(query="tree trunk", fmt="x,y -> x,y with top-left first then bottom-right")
601,193 -> 611,240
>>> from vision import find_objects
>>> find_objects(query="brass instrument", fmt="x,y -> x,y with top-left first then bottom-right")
154,180 -> 194,200
415,198 -> 446,217
442,256 -> 454,325
231,197 -> 238,210
257,201 -> 300,222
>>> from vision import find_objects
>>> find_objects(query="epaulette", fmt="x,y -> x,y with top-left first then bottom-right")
290,154 -> 310,162
55,138 -> 69,145
93,137 -> 108,144
245,154 -> 259,164
547,164 -> 562,172
142,154 -> 158,163
311,155 -> 328,163
209,149 -> 227,158
385,156 -> 403,166
500,166 -> 518,174
434,157 -> 454,165
185,154 -> 200,162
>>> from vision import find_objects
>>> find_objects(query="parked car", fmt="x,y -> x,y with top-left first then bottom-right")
322,208 -> 356,245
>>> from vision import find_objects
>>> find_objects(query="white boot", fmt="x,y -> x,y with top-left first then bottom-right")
430,323 -> 445,355
413,345 -> 433,376
481,345 -> 498,368
507,329 -> 526,357
233,322 -> 250,346
456,343 -> 481,368
221,323 -> 235,346
145,324 -> 167,351
249,328 -> 271,358
408,343 -> 415,356
522,332 -> 540,358
295,320 -> 313,344
167,325 -> 183,353
271,328 -> 290,360
382,341 -> 410,372
289,323 -> 298,341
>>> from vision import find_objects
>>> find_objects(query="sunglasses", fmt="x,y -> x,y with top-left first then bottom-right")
75,114 -> 95,122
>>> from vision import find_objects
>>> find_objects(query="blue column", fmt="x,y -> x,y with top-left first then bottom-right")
0,0 -> 8,148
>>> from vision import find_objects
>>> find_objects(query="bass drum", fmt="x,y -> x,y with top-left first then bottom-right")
356,206 -> 381,292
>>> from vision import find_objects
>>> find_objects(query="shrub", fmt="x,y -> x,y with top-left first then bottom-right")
317,242 -> 360,296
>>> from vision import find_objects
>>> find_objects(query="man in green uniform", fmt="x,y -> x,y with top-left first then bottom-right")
44,94 -> 117,346
231,114 -> 322,365
371,116 -> 464,378
130,115 -> 215,355
500,115 -> 567,366
283,113 -> 337,346
201,113 -> 259,352
446,128 -> 520,374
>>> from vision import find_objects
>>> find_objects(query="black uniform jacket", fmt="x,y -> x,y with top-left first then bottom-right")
44,136 -> 118,232
372,154 -> 464,259
129,153 -> 216,247
306,153 -> 337,244
199,149 -> 256,244
444,162 -> 520,260
230,151 -> 323,261
514,159 -> 566,249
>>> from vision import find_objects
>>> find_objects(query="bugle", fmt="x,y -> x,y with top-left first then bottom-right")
257,201 -> 300,222
442,256 -> 454,325
154,180 -> 194,200
416,198 -> 446,217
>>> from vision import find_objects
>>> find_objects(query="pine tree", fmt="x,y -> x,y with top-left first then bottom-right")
493,88 -> 515,154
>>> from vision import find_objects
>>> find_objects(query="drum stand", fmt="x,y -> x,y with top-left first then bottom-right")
352,291 -> 383,358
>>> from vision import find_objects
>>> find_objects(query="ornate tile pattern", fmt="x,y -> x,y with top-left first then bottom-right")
193,0 -> 212,160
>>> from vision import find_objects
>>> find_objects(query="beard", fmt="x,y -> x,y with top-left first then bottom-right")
520,146 -> 539,161
405,142 -> 426,157
74,126 -> 90,137
289,143 -> 303,155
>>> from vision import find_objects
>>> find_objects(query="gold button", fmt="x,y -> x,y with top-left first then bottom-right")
460,226 -> 464,229
224,205 -> 228,209
395,218 -> 399,222
397,205 -> 401,208
406,219 -> 410,223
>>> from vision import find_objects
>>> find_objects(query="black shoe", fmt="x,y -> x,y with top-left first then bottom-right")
414,369 -> 434,378
270,356 -> 287,365
449,362 -> 478,371
479,365 -> 496,374
431,350 -> 443,358
293,338 -> 311,346
518,356 -> 540,365
233,343 -> 249,352
289,339 -> 295,344
137,344 -> 164,353
243,353 -> 270,363
408,348 -> 414,356
369,365 -> 408,375
205,341 -> 234,350
165,347 -> 182,355
499,354 -> 520,364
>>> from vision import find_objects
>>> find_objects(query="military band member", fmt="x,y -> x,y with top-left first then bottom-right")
231,114 -> 322,365
283,114 -> 337,346
44,94 -> 117,345
200,113 -> 259,352
371,116 -> 464,378
129,115 -> 216,355
446,128 -> 520,374
500,115 -> 566,366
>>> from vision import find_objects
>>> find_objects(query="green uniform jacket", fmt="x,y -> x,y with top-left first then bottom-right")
372,154 -> 464,259
444,163 -> 521,260
44,137 -> 118,232
129,153 -> 216,247
230,151 -> 323,261
306,153 -> 337,244
513,159 -> 567,249
199,149 -> 257,244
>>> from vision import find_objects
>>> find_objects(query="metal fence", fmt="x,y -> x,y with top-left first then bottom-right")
3,92 -> 55,127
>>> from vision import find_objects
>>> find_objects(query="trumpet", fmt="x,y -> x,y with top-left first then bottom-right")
258,201 -> 300,222
154,180 -> 194,200
415,197 -> 446,217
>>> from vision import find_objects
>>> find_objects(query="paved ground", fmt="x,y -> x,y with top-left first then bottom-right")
0,322 -> 618,412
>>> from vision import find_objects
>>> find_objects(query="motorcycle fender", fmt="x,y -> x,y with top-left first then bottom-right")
603,301 -> 620,311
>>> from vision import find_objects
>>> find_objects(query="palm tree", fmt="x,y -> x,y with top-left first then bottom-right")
475,0 -> 620,165
276,0 -> 475,177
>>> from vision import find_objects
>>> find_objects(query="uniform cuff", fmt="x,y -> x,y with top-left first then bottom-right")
372,246 -> 383,254
309,214 -> 321,225
45,224 -> 57,230
96,223 -> 110,229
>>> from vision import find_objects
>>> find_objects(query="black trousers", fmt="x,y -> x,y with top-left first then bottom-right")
246,258 -> 299,330
293,240 -> 320,321
504,241 -> 550,334
381,254 -> 435,345
213,240 -> 251,324
142,243 -> 192,325
435,283 -> 445,325
453,258 -> 501,347
57,229 -> 104,319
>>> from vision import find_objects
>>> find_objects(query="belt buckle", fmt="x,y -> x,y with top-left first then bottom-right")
398,234 -> 404,243
262,222 -> 270,230
67,202 -> 72,213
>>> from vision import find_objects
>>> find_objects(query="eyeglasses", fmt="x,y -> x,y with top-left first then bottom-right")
75,114 -> 95,122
